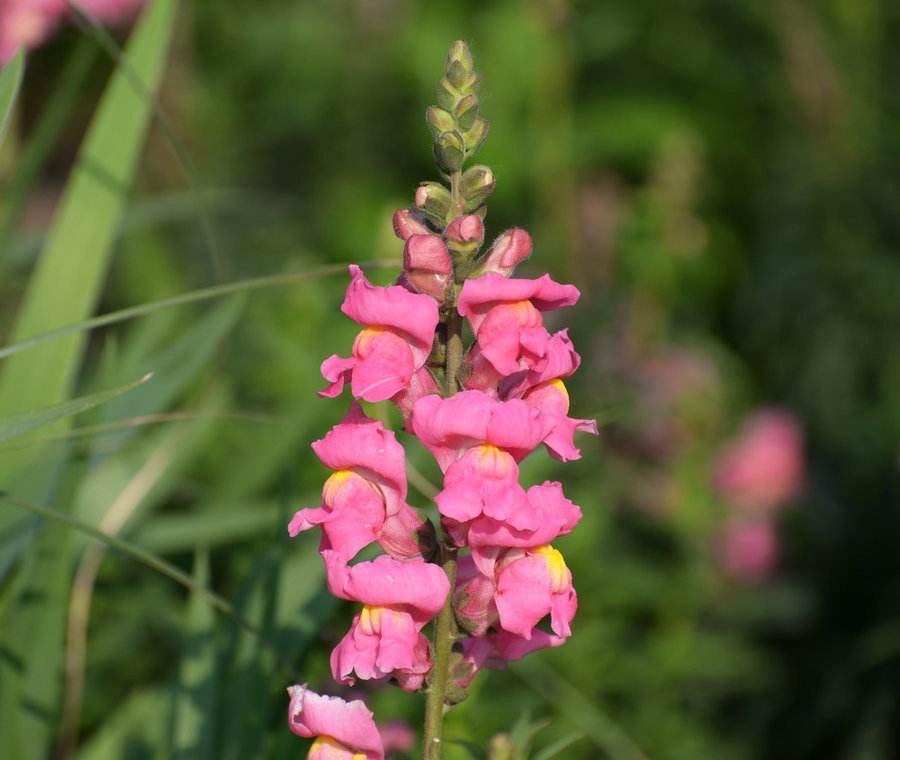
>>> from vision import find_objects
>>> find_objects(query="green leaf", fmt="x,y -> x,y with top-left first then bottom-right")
0,373 -> 150,444
0,3 -> 177,757
0,49 -> 24,149
171,550 -> 216,760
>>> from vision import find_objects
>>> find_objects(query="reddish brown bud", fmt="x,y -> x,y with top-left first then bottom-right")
392,208 -> 432,241
445,214 -> 485,246
402,234 -> 452,300
479,228 -> 532,276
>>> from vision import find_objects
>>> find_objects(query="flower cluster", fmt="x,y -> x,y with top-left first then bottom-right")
713,408 -> 805,582
286,41 -> 596,759
0,0 -> 145,65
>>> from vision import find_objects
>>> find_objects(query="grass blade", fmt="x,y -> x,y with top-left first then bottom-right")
0,373 -> 150,444
0,49 -> 24,148
0,259 -> 399,363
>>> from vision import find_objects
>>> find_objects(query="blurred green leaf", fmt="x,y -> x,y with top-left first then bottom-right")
0,49 -> 24,148
0,3 -> 177,756
0,373 -> 150,444
170,549 -> 216,760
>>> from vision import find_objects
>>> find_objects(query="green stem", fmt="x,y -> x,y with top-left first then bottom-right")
423,169 -> 466,759
423,553 -> 457,760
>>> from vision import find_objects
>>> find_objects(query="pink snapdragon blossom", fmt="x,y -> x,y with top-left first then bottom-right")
320,265 -> 439,402
714,409 -> 804,513
287,684 -> 384,760
457,273 -> 579,377
288,404 -> 424,560
329,556 -> 449,690
457,629 -> 567,688
454,545 -> 577,641
508,330 -> 598,462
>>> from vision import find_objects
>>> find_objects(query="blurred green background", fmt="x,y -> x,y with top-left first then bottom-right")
1,0 -> 899,758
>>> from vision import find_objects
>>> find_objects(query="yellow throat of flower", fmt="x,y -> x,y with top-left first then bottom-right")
309,735 -> 366,759
532,545 -> 570,592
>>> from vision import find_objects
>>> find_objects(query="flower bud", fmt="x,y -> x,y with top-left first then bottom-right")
392,208 -> 432,241
479,228 -> 532,276
448,40 -> 474,72
445,214 -> 484,246
435,130 -> 466,173
462,116 -> 490,153
454,94 -> 479,131
436,77 -> 460,111
415,182 -> 451,222
426,105 -> 455,136
461,164 -> 495,210
403,234 -> 452,300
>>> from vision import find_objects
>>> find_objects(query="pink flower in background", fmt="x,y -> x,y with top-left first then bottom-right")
287,685 -> 384,760
288,404 -> 424,561
378,721 -> 416,755
320,265 -> 439,402
714,408 -> 805,513
719,519 -> 779,583
0,0 -> 65,64
457,273 -> 580,376
0,0 -> 145,65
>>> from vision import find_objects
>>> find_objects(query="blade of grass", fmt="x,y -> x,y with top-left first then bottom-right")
0,49 -> 24,148
170,549 -> 216,760
532,733 -> 585,760
0,492 -> 260,636
0,4 -> 177,756
0,259 -> 400,363
0,373 -> 150,444
0,39 -> 98,242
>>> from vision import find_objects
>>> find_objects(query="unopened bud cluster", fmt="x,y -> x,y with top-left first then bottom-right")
287,41 -> 596,760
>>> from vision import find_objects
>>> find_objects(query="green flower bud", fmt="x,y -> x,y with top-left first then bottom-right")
436,77 -> 460,111
454,94 -> 479,131
426,105 -> 456,136
415,182 -> 451,222
435,130 -> 466,173
447,40 -> 474,72
461,164 -> 495,209
446,59 -> 469,89
462,116 -> 489,153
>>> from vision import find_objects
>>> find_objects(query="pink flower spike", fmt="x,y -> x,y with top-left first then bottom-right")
287,685 -> 384,760
478,228 -> 533,277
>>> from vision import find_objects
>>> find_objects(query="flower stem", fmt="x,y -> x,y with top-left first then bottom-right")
423,172 -> 466,758
423,552 -> 457,760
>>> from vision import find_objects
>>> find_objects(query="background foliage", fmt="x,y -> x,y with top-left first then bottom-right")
1,0 -> 899,758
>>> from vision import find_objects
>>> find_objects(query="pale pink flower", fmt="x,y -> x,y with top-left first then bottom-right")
714,409 -> 804,513
320,265 -> 439,402
719,518 -> 779,583
287,685 -> 384,760
288,404 -> 424,560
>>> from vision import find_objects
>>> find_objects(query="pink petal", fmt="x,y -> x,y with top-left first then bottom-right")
494,555 -> 555,638
457,273 -> 580,332
341,265 -> 439,350
286,684 -> 384,759
342,556 -> 449,621
319,355 -> 355,398
350,331 -> 417,402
